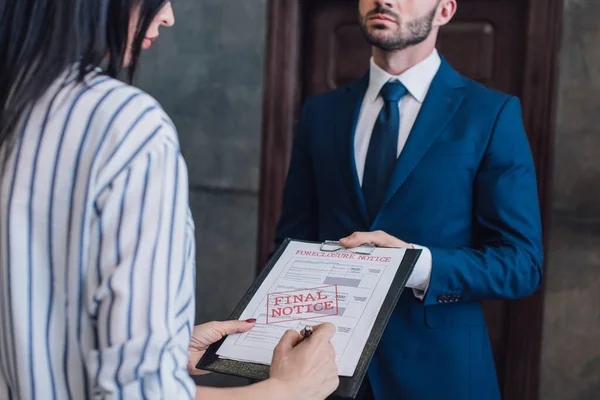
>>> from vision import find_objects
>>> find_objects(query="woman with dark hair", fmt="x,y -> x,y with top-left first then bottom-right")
0,1 -> 338,399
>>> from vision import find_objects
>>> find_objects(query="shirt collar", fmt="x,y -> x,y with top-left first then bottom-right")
365,48 -> 442,104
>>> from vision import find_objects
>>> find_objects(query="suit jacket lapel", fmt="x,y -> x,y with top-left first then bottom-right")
334,73 -> 370,228
375,59 -> 466,225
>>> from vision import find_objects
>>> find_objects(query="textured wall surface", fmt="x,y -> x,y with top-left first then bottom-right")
135,0 -> 267,387
541,0 -> 600,399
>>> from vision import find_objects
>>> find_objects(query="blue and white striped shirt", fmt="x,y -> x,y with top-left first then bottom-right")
0,68 -> 197,399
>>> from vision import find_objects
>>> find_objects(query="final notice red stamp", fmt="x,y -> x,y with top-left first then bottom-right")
266,285 -> 339,324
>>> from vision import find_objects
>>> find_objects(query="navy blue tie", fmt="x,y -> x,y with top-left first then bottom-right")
362,81 -> 407,222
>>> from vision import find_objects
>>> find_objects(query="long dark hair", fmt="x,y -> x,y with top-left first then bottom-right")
0,0 -> 169,151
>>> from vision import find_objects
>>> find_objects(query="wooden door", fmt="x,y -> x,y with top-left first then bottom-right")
258,0 -> 563,398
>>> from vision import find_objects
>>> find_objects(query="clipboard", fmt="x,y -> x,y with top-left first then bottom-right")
197,238 -> 421,399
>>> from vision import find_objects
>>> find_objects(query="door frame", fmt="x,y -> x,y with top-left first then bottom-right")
256,1 -> 563,397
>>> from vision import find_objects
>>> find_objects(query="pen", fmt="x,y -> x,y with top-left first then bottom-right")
300,325 -> 313,342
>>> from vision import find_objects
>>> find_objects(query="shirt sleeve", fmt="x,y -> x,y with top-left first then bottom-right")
86,115 -> 196,399
406,245 -> 433,300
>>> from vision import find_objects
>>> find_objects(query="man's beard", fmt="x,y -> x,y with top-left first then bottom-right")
359,4 -> 438,51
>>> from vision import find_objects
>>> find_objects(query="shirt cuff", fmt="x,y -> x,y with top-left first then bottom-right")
406,244 -> 432,300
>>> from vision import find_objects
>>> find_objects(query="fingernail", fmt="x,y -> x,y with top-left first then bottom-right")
245,318 -> 257,323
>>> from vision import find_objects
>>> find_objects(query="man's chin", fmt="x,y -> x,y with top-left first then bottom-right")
364,32 -> 399,50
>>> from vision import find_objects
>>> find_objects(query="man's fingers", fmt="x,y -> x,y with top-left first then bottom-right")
339,232 -> 369,247
274,329 -> 302,354
339,231 -> 408,248
339,231 -> 387,247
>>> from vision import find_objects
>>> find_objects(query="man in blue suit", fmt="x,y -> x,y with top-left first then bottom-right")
273,0 -> 543,399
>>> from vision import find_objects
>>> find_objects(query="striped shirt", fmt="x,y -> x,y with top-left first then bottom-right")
0,68 -> 197,399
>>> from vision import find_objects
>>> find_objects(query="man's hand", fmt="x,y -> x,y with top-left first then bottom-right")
339,231 -> 414,249
188,319 -> 256,375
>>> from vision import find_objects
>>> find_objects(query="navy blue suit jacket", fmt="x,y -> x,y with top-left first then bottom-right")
274,58 -> 543,399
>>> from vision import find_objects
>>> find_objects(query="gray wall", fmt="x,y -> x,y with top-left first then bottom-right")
136,0 -> 267,387
541,0 -> 600,399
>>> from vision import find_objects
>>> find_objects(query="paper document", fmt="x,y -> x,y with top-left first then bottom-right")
216,240 -> 407,377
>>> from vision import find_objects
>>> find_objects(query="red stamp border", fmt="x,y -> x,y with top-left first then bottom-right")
266,285 -> 339,325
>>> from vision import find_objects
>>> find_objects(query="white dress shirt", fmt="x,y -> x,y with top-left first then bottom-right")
354,49 -> 441,297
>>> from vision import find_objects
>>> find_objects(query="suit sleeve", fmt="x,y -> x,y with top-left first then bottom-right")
424,97 -> 543,306
273,100 -> 319,251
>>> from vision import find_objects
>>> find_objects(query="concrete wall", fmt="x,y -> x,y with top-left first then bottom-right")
541,0 -> 600,399
136,0 -> 267,387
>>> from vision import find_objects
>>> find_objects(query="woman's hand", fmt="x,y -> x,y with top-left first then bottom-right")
192,322 -> 338,400
269,323 -> 339,399
188,319 -> 256,375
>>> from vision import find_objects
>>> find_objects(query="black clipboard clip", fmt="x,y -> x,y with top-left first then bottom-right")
320,240 -> 376,255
